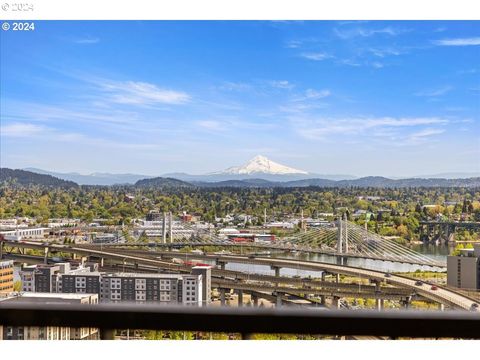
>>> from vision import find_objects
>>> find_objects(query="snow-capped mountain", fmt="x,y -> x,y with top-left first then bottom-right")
214,155 -> 309,175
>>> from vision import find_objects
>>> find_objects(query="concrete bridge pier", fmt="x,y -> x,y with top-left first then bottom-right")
438,303 -> 445,311
271,266 -> 281,277
216,260 -> 226,271
252,294 -> 259,307
237,290 -> 243,307
335,273 -> 340,283
43,247 -> 49,264
375,298 -> 384,311
320,295 -> 326,305
0,241 -> 3,259
219,289 -> 226,306
402,296 -> 411,309
332,296 -> 341,309
275,292 -> 283,308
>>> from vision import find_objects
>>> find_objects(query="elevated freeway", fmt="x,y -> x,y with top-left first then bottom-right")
3,251 -> 415,302
1,239 -> 475,310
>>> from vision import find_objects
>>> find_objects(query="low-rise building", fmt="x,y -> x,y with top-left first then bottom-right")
0,219 -> 18,230
265,221 -> 295,229
0,227 -> 49,241
0,292 -> 99,340
48,218 -> 79,228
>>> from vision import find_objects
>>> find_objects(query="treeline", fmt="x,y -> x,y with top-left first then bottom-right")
0,168 -> 78,188
1,185 -> 479,241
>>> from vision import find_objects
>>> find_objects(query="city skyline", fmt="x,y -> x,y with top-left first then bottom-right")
1,21 -> 479,176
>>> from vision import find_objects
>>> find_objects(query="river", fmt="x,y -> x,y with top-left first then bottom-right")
223,244 -> 450,276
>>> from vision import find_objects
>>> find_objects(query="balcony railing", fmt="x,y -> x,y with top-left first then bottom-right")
1,303 -> 480,339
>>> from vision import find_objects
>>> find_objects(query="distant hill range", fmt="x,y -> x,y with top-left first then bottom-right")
7,165 -> 480,188
136,175 -> 480,188
134,177 -> 193,188
24,168 -> 153,186
190,176 -> 480,188
0,168 -> 78,188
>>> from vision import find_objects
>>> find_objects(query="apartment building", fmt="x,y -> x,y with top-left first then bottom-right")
20,264 -> 62,292
100,272 -> 203,306
0,260 -> 14,293
0,292 -> 99,340
18,263 -> 209,306
447,244 -> 480,290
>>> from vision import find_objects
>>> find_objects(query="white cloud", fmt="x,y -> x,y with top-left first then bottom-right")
1,121 -> 163,151
292,116 -> 450,140
371,62 -> 384,69
300,52 -> 332,61
75,37 -> 100,44
291,89 -> 331,103
334,26 -> 408,39
368,47 -> 404,57
408,128 -> 445,142
433,37 -> 480,46
99,80 -> 190,105
285,40 -> 302,49
415,86 -> 453,97
304,89 -> 331,99
279,102 -> 329,114
196,120 -> 225,131
337,58 -> 361,67
1,123 -> 46,137
218,81 -> 252,92
270,80 -> 294,89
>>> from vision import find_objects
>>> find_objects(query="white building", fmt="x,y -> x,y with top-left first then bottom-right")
48,218 -> 79,228
0,227 -> 49,241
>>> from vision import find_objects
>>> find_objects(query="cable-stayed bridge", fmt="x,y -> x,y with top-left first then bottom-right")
283,219 -> 443,267
133,219 -> 445,268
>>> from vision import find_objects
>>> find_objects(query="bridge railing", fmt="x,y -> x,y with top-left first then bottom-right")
1,303 -> 479,339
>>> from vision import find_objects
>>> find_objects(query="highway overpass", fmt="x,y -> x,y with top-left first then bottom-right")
1,239 -> 475,310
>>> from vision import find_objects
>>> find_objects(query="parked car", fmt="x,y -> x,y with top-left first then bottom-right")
471,303 -> 479,311
415,281 -> 423,286
384,273 -> 391,278
431,285 -> 438,291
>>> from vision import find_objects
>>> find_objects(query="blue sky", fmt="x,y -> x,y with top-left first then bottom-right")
1,21 -> 479,176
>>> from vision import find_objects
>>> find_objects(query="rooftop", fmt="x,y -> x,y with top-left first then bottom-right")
102,272 -> 200,279
0,292 -> 98,303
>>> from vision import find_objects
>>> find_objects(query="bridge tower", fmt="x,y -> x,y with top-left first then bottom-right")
343,213 -> 349,253
162,212 -> 167,244
336,215 -> 348,254
168,212 -> 173,242
337,218 -> 343,254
